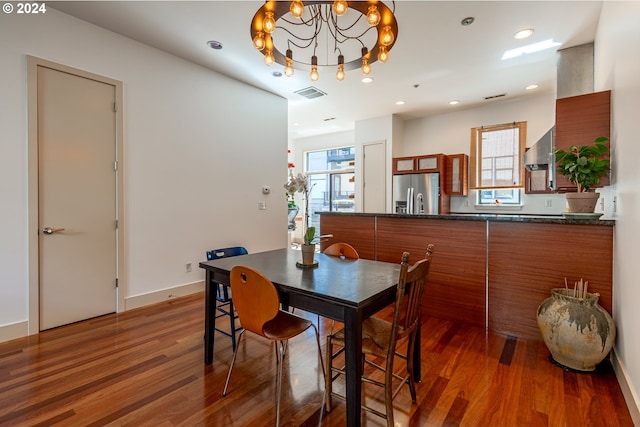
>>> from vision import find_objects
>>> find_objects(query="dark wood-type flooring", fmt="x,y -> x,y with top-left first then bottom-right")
0,292 -> 633,426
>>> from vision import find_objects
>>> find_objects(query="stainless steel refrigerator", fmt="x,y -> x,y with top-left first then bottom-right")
393,173 -> 440,214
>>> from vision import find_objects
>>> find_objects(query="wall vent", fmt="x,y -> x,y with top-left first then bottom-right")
294,86 -> 327,99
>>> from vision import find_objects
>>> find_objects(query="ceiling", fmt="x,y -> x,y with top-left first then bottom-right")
50,1 -> 603,139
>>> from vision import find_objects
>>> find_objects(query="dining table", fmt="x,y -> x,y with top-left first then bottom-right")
199,247 -> 411,427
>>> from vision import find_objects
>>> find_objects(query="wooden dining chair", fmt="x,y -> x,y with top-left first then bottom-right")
205,246 -> 248,352
323,242 -> 359,260
223,265 -> 325,427
324,244 -> 435,426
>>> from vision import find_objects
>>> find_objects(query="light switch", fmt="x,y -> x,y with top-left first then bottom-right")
258,201 -> 267,210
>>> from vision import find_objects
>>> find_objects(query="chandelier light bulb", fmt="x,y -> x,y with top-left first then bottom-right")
367,5 -> 381,26
290,0 -> 304,18
264,49 -> 275,66
263,11 -> 276,34
284,49 -> 294,77
361,58 -> 371,75
253,31 -> 266,50
378,46 -> 389,63
380,25 -> 395,46
310,55 -> 319,81
332,0 -> 348,16
336,54 -> 345,81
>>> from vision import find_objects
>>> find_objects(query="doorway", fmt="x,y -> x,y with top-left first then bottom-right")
27,57 -> 125,333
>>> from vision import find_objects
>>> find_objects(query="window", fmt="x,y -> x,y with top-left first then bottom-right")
305,147 -> 356,235
470,121 -> 526,205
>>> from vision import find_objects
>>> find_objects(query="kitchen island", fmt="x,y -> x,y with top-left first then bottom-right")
319,212 -> 614,340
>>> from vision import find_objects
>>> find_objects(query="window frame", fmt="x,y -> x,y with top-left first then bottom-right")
470,121 -> 527,190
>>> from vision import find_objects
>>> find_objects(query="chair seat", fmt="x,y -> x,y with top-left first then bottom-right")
263,311 -> 314,341
330,317 -> 406,359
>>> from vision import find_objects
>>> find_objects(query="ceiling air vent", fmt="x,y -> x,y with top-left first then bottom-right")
484,93 -> 507,100
294,86 -> 327,99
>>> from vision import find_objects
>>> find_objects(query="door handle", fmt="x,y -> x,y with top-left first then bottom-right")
43,227 -> 65,235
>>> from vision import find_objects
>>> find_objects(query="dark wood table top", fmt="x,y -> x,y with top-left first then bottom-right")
199,248 -> 401,312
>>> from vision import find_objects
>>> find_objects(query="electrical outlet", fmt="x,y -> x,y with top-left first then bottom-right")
185,262 -> 192,273
545,199 -> 552,207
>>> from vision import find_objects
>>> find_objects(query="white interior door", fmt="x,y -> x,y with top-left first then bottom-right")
362,141 -> 386,213
38,65 -> 117,330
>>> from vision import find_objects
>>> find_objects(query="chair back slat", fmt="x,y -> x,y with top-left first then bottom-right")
230,265 -> 280,338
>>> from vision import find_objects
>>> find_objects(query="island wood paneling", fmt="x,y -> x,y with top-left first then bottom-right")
319,214 -> 375,259
319,213 -> 614,343
488,221 -> 613,340
375,217 -> 486,327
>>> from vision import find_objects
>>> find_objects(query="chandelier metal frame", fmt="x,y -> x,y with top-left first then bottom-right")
250,1 -> 398,80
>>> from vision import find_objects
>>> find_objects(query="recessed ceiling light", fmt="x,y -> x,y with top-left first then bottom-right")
449,100 -> 460,105
502,39 -> 561,60
362,77 -> 374,84
207,40 -> 223,50
526,84 -> 539,90
514,28 -> 534,39
395,100 -> 405,105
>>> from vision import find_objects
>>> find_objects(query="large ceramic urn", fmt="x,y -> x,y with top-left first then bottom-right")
537,288 -> 615,371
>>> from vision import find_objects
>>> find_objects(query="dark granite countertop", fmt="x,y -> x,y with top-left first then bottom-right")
319,211 -> 615,226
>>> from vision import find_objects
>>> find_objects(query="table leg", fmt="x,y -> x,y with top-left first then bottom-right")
204,270 -> 216,364
343,309 -> 362,427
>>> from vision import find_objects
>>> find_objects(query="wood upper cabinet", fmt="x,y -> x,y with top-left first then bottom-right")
555,90 -> 611,190
445,154 -> 468,195
392,156 -> 416,174
392,154 -> 443,174
415,154 -> 441,172
525,169 -> 552,194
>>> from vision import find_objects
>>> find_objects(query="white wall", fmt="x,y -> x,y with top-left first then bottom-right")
595,1 -> 640,422
402,91 -> 578,215
0,9 -> 287,340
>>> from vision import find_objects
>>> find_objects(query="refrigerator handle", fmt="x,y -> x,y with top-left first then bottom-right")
407,187 -> 414,214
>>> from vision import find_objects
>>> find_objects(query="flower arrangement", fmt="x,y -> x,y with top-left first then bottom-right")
284,172 -> 316,245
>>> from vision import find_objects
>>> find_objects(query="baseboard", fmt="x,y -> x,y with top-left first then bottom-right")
611,348 -> 640,425
0,320 -> 29,344
124,280 -> 205,310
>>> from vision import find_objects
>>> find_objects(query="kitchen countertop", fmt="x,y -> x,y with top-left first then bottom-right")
319,211 -> 615,226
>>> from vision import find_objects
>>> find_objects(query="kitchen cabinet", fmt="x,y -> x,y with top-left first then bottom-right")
392,156 -> 417,174
555,90 -> 611,190
415,154 -> 441,172
392,154 -> 442,174
445,154 -> 468,195
525,169 -> 552,194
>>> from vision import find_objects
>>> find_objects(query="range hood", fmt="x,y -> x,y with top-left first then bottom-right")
524,126 -> 554,171
524,43 -> 594,173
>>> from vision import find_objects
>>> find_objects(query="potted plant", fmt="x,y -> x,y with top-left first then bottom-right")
554,136 -> 610,213
285,172 -> 317,266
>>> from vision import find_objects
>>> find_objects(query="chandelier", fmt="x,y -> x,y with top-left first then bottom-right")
250,1 -> 398,81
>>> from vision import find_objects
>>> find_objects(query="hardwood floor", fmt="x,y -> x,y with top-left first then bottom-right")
0,292 -> 633,426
